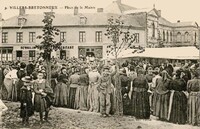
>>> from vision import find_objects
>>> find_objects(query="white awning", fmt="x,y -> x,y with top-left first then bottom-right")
119,47 -> 199,60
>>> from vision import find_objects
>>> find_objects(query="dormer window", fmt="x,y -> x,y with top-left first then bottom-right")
18,17 -> 26,26
80,16 -> 87,25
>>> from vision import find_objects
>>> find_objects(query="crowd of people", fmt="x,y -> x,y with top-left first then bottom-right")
0,56 -> 200,127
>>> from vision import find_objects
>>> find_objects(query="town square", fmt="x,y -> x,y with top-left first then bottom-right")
0,0 -> 200,128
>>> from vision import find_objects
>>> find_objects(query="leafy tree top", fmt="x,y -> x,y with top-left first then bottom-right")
36,12 -> 64,55
105,16 -> 140,57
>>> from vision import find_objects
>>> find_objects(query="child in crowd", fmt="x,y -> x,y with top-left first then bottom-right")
20,76 -> 34,126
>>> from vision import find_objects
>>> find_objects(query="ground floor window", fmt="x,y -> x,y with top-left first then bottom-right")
29,50 -> 35,60
7,49 -> 12,61
16,51 -> 22,60
2,50 -> 6,61
0,48 -> 13,61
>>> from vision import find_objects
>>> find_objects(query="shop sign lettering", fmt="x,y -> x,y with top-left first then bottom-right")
62,46 -> 74,49
21,46 -> 36,49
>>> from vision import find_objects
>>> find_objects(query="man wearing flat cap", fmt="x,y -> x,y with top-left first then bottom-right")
98,65 -> 112,117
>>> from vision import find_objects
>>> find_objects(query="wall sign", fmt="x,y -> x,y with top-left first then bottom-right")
21,46 -> 36,49
62,46 -> 74,49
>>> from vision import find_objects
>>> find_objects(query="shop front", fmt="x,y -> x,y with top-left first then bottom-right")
13,46 -> 40,62
78,46 -> 103,58
54,45 -> 76,59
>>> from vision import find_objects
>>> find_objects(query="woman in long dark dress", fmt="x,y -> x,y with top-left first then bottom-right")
153,70 -> 171,121
75,67 -> 89,110
54,71 -> 69,107
131,68 -> 150,119
17,62 -> 26,101
187,68 -> 200,126
68,68 -> 80,109
168,69 -> 187,124
119,68 -> 131,115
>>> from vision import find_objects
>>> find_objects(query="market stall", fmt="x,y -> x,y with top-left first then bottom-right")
119,47 -> 199,60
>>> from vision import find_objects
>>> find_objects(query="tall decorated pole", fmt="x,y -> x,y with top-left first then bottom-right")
105,16 -> 140,115
36,11 -> 63,87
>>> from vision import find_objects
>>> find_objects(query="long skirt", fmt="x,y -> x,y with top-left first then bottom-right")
54,83 -> 68,107
1,83 -> 7,100
110,85 -> 115,115
17,79 -> 23,101
131,91 -> 150,119
51,79 -> 57,92
188,92 -> 200,125
3,78 -> 12,100
87,84 -> 99,112
20,91 -> 34,118
75,85 -> 88,110
68,87 -> 77,109
122,94 -> 131,115
153,91 -> 170,120
11,79 -> 18,102
34,94 -> 48,113
168,91 -> 187,124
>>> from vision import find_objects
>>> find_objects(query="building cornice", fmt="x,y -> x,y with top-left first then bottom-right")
159,24 -> 198,29
2,25 -> 145,30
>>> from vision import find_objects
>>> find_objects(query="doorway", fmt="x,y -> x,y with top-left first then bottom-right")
78,46 -> 102,58
60,50 -> 66,60
86,52 -> 95,57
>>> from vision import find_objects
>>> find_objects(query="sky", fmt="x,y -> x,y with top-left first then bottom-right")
0,0 -> 200,24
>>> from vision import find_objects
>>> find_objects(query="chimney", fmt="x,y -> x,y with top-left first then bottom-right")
157,10 -> 161,17
19,8 -> 25,16
97,8 -> 103,13
177,20 -> 180,23
74,6 -> 78,15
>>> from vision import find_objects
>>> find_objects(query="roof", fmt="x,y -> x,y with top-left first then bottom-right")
2,13 -> 145,28
124,8 -> 152,14
172,21 -> 197,27
119,3 -> 137,12
124,7 -> 197,28
119,47 -> 199,60
104,1 -> 137,14
158,17 -> 173,26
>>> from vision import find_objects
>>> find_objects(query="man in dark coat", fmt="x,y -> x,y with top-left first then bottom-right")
164,60 -> 174,77
17,62 -> 26,101
26,60 -> 34,76
20,76 -> 34,126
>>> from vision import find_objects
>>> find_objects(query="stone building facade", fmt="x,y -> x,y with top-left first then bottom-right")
0,0 -> 199,62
